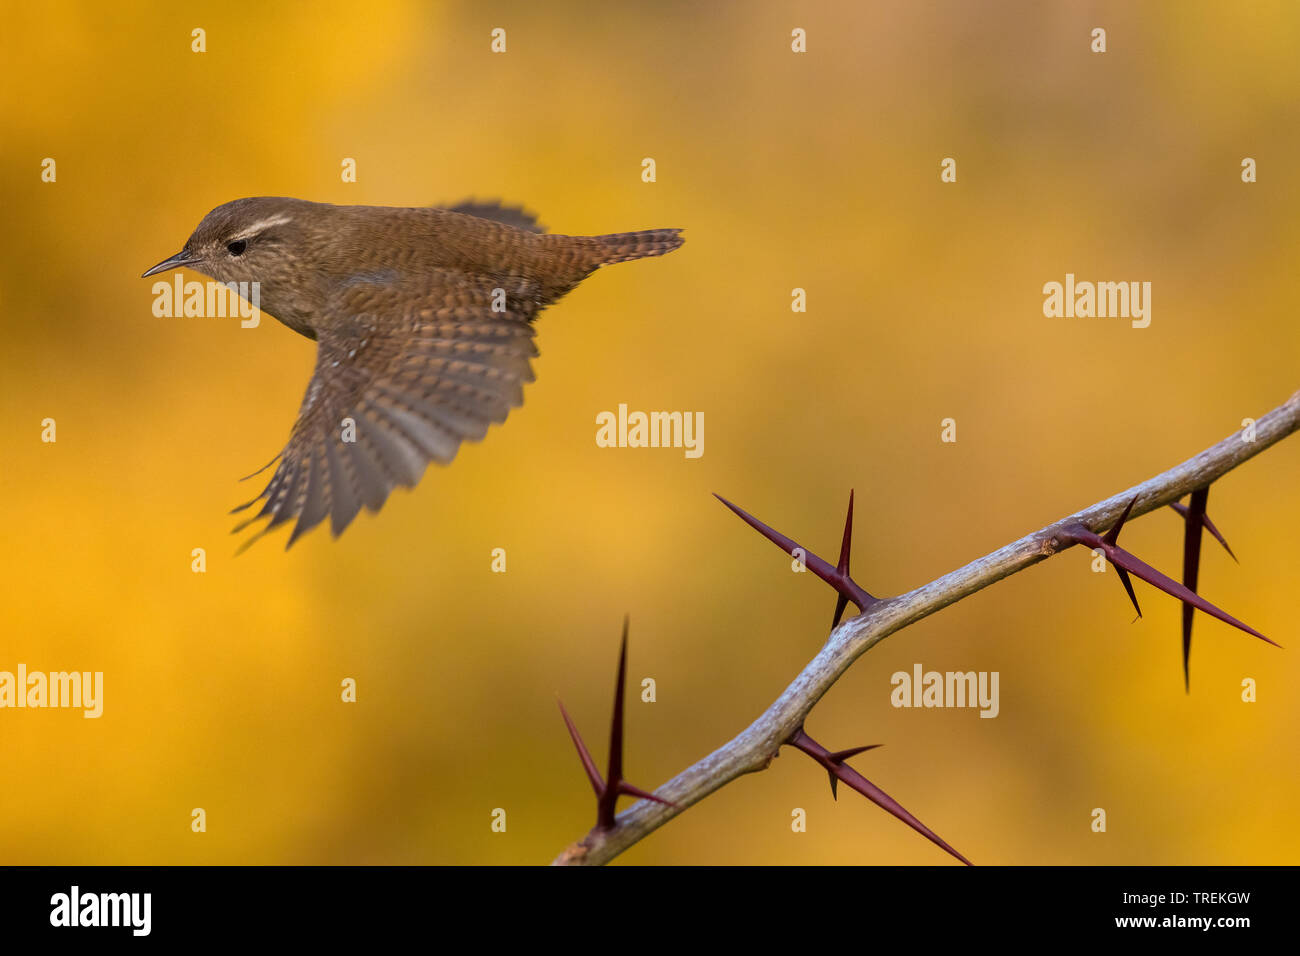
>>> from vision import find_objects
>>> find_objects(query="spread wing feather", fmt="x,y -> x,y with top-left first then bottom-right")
232,272 -> 540,548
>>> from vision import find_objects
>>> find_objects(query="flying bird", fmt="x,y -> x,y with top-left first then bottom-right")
143,197 -> 683,549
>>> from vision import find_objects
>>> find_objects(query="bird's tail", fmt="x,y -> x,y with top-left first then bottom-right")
593,228 -> 684,265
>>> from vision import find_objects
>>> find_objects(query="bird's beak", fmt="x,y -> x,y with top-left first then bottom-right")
141,250 -> 199,278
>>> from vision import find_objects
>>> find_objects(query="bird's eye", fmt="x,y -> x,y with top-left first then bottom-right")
227,240 -> 247,256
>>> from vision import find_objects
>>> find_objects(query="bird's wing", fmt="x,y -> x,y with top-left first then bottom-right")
232,271 -> 541,549
440,200 -> 546,233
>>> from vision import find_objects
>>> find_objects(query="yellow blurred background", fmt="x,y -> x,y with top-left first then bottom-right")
1,0 -> 1298,865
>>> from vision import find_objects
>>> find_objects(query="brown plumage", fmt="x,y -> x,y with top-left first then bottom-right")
141,197 -> 684,548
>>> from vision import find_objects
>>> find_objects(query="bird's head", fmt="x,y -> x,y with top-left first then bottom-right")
142,197 -> 313,287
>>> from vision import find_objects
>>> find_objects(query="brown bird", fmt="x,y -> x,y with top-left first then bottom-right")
142,197 -> 683,548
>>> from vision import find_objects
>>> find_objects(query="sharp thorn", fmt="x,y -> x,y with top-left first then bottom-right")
827,744 -> 882,763
1103,495 -> 1139,547
789,729 -> 970,865
563,618 -> 668,831
832,490 -> 856,627
837,490 -> 854,576
607,617 -> 630,787
1202,512 -> 1238,563
714,492 -> 804,558
1180,487 -> 1210,692
1170,501 -> 1237,562
1115,566 -> 1142,619
1070,521 -> 1278,650
714,493 -> 878,618
832,594 -> 850,630
1107,543 -> 1279,648
557,699 -> 606,798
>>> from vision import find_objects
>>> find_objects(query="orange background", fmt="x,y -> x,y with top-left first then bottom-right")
1,1 -> 1297,864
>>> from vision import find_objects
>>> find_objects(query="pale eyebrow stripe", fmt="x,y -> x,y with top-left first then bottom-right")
230,214 -> 293,241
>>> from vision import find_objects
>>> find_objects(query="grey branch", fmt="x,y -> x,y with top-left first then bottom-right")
551,388 -> 1300,866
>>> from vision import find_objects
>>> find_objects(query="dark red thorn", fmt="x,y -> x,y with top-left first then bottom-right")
1112,538 -> 1275,644
788,729 -> 971,865
1103,494 -> 1139,548
1170,501 -> 1237,563
605,618 -> 630,791
824,744 -> 882,799
1091,495 -> 1142,618
1178,488 -> 1210,693
832,491 -> 856,628
1067,524 -> 1280,650
1115,566 -> 1142,620
559,618 -> 677,832
714,493 -> 877,626
831,595 -> 850,631
557,699 -> 605,797
827,744 -> 881,763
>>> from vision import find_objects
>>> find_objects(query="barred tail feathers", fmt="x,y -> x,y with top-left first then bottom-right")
592,228 -> 684,265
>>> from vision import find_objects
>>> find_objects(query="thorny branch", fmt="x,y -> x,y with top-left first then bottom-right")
551,389 -> 1300,866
